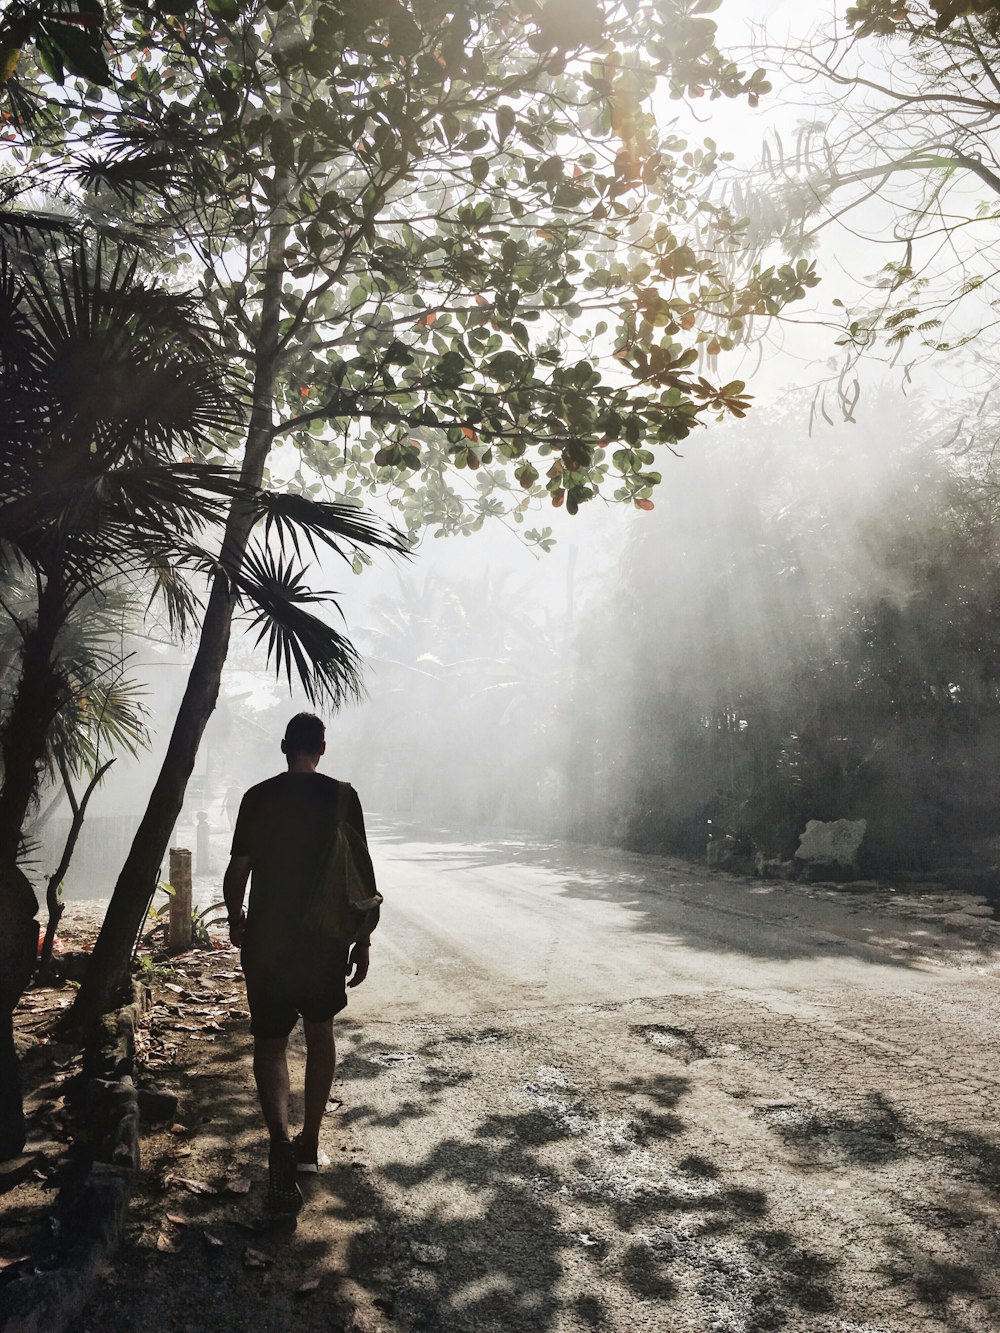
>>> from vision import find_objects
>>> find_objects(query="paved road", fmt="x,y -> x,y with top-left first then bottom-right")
331,826 -> 1000,1333
80,826 -> 1000,1333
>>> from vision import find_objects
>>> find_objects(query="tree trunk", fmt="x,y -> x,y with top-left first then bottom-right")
70,222 -> 291,1024
37,758 -> 115,981
0,584 -> 66,1159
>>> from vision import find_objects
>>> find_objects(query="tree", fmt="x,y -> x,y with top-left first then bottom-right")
846,1 -> 1000,35
729,3 -> 1000,415
1,577 -> 149,982
352,568 -> 569,826
19,0 -> 820,1021
0,0 -> 111,104
1,0 -> 817,1021
0,232 -> 401,1155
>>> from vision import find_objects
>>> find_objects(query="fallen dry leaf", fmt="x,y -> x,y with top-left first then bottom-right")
175,1177 -> 217,1196
296,1278 -> 321,1294
156,1232 -> 182,1254
165,1213 -> 188,1226
203,1231 -> 224,1250
224,1177 -> 251,1195
243,1246 -> 271,1269
169,1123 -> 188,1135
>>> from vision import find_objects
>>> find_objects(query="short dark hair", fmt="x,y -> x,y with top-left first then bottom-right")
283,712 -> 325,757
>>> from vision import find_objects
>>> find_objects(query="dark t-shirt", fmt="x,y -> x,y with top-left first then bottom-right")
230,772 -> 366,954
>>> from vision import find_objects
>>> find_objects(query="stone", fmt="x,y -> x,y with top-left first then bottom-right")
136,1087 -> 179,1122
0,1154 -> 43,1196
794,819 -> 867,875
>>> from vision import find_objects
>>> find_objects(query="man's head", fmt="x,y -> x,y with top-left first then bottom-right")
281,712 -> 326,764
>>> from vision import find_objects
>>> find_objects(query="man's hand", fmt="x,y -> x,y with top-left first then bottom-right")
228,911 -> 246,948
223,856 -> 251,948
346,942 -> 370,988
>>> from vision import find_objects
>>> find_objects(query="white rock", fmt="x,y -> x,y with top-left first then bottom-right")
794,818 -> 867,868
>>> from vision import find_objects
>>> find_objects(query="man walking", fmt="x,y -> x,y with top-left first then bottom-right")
223,712 -> 371,1214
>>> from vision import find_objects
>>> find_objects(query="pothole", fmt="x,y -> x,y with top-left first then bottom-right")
452,1027 -> 507,1046
635,1024 -> 709,1062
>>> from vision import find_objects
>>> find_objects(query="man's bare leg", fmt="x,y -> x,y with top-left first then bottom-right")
301,1018 -> 336,1154
253,1036 -> 291,1141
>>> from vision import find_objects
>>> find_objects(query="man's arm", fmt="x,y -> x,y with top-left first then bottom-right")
223,855 -> 252,947
345,784 -> 370,986
344,786 -> 367,844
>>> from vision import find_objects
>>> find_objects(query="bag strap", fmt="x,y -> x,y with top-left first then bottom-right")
309,780 -> 352,907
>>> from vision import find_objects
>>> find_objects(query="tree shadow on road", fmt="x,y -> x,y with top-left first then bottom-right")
71,983 -> 1000,1333
316,1028 -> 846,1332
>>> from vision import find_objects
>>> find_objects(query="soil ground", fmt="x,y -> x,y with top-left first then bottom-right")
22,824 -> 1000,1332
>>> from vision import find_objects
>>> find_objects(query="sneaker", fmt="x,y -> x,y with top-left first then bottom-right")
293,1132 -> 331,1174
267,1138 -> 303,1213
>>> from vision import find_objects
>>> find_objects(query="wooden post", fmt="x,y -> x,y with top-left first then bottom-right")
195,812 -> 211,876
167,848 -> 193,951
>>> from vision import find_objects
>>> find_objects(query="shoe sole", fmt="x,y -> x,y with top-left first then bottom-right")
296,1156 -> 330,1174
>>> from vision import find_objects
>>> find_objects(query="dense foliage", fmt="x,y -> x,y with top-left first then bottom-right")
2,0 -> 810,535
562,398 -> 1000,873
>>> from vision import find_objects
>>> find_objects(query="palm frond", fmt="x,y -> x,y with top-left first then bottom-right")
1,577 -> 151,783
0,465 -> 242,591
71,119 -> 225,209
49,670 -> 149,778
143,551 -> 206,638
233,544 -> 364,707
74,149 -> 192,206
254,490 -> 411,563
1,239 -> 243,459
0,206 -> 81,243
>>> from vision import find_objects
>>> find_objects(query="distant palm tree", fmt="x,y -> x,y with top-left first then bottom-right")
358,570 -> 568,824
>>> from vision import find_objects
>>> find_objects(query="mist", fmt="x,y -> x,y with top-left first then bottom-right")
9,0 -> 1000,927
31,371 -> 1000,904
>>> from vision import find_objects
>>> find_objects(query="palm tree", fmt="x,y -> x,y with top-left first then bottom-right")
0,234 -> 404,1158
16,586 -> 152,977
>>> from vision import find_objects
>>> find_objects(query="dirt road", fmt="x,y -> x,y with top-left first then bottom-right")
79,826 -> 1000,1332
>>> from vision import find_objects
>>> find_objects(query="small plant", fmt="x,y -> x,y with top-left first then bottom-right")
136,956 -> 174,982
190,901 -> 229,948
142,881 -> 174,945
142,882 -> 228,949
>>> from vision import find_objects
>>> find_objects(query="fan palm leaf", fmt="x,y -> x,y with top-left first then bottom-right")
233,544 -> 364,707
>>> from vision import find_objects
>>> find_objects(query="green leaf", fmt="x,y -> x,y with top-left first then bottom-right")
206,0 -> 241,19
34,32 -> 64,84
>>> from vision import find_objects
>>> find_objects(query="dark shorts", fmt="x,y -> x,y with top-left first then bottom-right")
241,937 -> 349,1040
